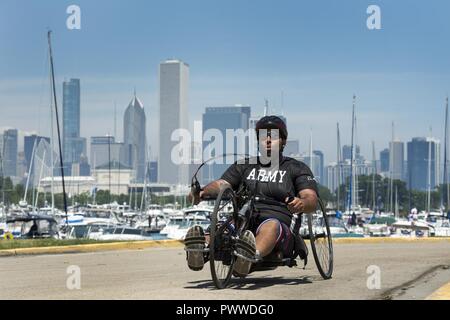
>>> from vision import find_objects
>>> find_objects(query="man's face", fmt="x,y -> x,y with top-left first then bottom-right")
258,129 -> 284,156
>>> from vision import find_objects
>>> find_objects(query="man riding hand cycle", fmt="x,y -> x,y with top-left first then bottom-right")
185,115 -> 319,277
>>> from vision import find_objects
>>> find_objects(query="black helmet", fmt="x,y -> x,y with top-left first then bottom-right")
255,116 -> 288,140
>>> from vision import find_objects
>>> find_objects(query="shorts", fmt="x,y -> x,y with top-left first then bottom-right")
250,216 -> 294,257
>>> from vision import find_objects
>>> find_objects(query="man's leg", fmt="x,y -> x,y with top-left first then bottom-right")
255,220 -> 282,258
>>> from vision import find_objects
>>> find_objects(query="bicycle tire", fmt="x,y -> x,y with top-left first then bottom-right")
210,185 -> 238,289
307,198 -> 334,280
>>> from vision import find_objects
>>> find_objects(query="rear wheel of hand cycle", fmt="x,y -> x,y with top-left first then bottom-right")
307,199 -> 333,279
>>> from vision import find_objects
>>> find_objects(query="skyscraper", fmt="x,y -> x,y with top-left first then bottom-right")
313,150 -> 324,184
158,59 -> 189,185
407,137 -> 440,191
63,78 -> 86,175
2,129 -> 18,177
124,94 -> 146,182
389,141 -> 404,181
202,106 -> 251,183
304,154 -> 321,183
90,136 -> 129,169
343,145 -> 361,162
149,161 -> 158,183
380,148 -> 389,173
17,151 -> 27,180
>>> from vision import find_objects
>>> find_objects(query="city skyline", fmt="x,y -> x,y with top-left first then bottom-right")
1,100 -> 445,167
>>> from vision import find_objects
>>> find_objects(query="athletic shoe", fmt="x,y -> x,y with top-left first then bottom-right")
184,225 -> 206,271
233,230 -> 256,277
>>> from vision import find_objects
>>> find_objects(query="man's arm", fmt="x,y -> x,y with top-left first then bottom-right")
189,179 -> 231,205
200,179 -> 231,199
286,189 -> 318,214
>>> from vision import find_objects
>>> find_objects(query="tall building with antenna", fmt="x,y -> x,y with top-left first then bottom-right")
124,92 -> 146,183
63,78 -> 87,176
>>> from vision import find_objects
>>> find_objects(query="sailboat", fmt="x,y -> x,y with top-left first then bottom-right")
433,97 -> 450,236
47,31 -> 69,227
346,95 -> 360,216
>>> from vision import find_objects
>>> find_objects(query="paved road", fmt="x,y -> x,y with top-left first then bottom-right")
1,241 -> 449,300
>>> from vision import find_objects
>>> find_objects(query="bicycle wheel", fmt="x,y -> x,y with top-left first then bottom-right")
307,198 -> 333,280
210,185 -> 238,289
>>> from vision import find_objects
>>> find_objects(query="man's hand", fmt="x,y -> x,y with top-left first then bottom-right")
188,191 -> 203,206
285,197 -> 304,214
286,189 -> 318,213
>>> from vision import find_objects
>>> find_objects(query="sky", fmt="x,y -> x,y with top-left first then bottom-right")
1,0 -> 450,165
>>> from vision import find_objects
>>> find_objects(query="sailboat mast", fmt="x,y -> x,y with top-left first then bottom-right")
337,123 -> 341,211
443,96 -> 449,212
0,140 -> 4,215
47,31 -> 68,223
108,134 -> 111,204
395,186 -> 399,219
354,115 -> 358,209
427,127 -> 432,214
372,141 -> 376,210
49,57 -> 55,215
309,129 -> 313,176
389,122 -> 395,213
348,95 -> 356,213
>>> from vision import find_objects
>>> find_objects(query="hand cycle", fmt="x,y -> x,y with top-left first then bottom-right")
190,173 -> 334,289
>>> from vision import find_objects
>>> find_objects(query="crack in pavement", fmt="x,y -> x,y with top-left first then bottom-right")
376,265 -> 450,300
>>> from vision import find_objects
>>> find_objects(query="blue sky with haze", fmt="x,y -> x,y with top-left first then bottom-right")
1,0 -> 449,164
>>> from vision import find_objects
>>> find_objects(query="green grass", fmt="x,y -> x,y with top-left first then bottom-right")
0,239 -> 124,250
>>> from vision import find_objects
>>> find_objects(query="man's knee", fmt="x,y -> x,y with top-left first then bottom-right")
256,220 -> 281,238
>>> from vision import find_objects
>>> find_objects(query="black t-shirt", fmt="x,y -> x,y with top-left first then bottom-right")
220,156 -> 319,226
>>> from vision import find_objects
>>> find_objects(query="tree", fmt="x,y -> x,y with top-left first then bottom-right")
317,184 -> 334,208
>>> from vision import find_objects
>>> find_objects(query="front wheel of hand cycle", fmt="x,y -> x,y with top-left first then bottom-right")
209,185 -> 239,289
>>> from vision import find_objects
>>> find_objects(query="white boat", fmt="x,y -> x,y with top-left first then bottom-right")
364,223 -> 390,237
57,208 -> 122,230
88,226 -> 156,241
433,219 -> 450,237
169,219 -> 210,240
391,220 -> 433,237
146,204 -> 165,217
134,213 -> 168,232
160,215 -> 185,236
183,207 -> 214,220
162,203 -> 183,217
